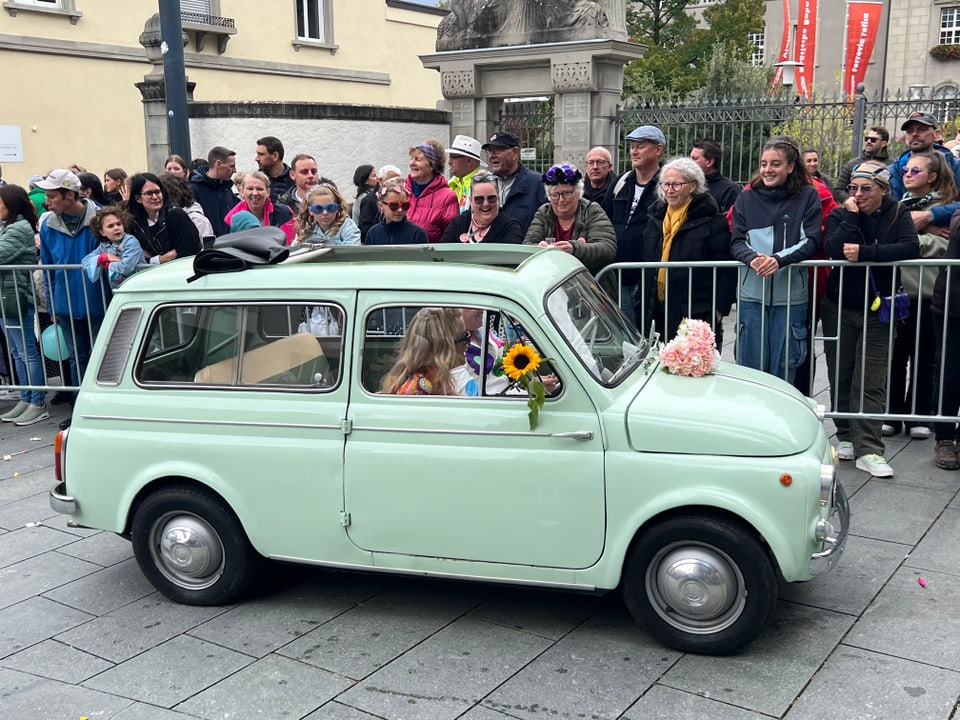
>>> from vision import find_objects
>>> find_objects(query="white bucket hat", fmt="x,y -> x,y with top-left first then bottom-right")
448,135 -> 488,167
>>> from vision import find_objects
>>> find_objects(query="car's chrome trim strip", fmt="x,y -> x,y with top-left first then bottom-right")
268,555 -> 595,591
351,425 -> 588,439
78,415 -> 342,431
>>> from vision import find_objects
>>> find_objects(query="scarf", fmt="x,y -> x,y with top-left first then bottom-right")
900,190 -> 938,211
658,200 -> 690,301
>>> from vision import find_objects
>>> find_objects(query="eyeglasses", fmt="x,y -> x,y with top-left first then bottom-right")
847,184 -> 875,195
309,202 -> 339,215
659,181 -> 691,190
904,166 -> 924,176
864,136 -> 881,143
548,190 -> 576,201
140,190 -> 162,197
586,159 -> 610,166
472,195 -> 498,205
453,330 -> 471,345
383,201 -> 411,212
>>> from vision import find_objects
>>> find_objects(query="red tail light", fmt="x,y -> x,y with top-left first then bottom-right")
54,429 -> 67,483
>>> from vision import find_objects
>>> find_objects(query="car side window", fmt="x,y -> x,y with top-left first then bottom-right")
136,303 -> 343,389
361,304 -> 560,397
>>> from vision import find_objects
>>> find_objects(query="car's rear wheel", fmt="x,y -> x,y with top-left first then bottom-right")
622,515 -> 777,655
131,485 -> 261,605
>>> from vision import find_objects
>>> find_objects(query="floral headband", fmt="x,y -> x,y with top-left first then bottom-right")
543,164 -> 582,185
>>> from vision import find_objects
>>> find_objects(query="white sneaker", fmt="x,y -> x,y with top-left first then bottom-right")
837,441 -> 855,461
881,424 -> 896,436
909,426 -> 932,440
856,453 -> 894,478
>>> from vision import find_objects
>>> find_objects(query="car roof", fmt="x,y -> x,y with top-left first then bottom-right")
116,244 -> 586,302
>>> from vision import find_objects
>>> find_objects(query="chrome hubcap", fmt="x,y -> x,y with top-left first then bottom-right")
647,542 -> 746,635
151,513 -> 225,590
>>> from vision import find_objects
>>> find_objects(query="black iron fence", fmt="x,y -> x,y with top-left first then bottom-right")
614,89 -> 960,184
496,98 -> 555,175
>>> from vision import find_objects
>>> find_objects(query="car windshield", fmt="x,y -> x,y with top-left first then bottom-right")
546,272 -> 647,385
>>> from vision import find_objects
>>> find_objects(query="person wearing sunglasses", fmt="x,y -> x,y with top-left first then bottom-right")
638,156 -> 734,341
886,152 -> 958,444
295,183 -> 359,246
821,161 -> 919,478
440,173 -> 522,245
364,179 -> 428,246
524,163 -> 617,295
834,126 -> 890,203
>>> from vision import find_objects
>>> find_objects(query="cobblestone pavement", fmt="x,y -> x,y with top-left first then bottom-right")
2,369 -> 960,720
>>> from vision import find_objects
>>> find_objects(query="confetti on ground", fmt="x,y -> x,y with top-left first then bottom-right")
29,436 -> 41,442
918,577 -> 927,588
25,522 -> 42,527
2,454 -> 10,461
2,450 -> 28,460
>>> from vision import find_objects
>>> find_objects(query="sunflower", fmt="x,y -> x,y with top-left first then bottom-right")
502,343 -> 541,381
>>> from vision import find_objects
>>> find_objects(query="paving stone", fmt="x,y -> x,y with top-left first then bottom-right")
0,551 -> 100,611
83,635 -> 252,707
0,524 -> 77,569
0,596 -> 93,660
660,602 -> 854,717
836,465 -> 870,498
43,513 -> 101,538
905,507 -> 960,577
780,534 -> 910,615
785,645 -> 960,719
176,653 -> 352,719
622,685 -> 769,719
885,438 -> 960,492
303,702 -> 391,719
846,567 -> 960,671
848,479 -> 953,545
466,586 -> 601,640
459,708 -> 517,720
0,490 -> 60,531
279,582 -> 489,679
113,704 -> 201,719
483,607 -> 679,720
338,616 -> 552,719
0,666 -> 131,720
0,638 -> 112,683
189,588 -> 356,658
43,558 -> 155,615
55,593 -> 228,663
57,529 -> 134,566
0,468 -> 47,505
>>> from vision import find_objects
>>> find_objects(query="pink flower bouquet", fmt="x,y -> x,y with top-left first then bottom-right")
658,318 -> 717,377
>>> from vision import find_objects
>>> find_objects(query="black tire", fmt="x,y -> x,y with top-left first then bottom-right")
622,515 -> 778,655
131,485 -> 262,605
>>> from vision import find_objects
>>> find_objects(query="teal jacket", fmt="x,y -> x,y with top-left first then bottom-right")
0,215 -> 37,303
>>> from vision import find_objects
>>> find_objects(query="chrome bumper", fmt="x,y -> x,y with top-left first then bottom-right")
49,481 -> 77,515
809,481 -> 849,575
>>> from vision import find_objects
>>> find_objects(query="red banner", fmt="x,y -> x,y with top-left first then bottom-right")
771,0 -> 792,87
794,0 -> 818,98
843,2 -> 883,97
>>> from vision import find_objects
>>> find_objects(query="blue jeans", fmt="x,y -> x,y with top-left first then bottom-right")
619,282 -> 639,328
736,301 -> 808,384
0,305 -> 45,405
59,315 -> 103,387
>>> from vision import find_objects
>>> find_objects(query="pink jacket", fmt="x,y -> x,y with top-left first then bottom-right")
404,174 -> 460,243
225,198 -> 297,245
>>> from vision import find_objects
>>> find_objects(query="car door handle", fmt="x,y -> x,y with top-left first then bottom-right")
551,431 -> 594,440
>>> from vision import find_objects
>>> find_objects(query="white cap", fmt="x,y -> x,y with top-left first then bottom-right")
447,135 -> 488,167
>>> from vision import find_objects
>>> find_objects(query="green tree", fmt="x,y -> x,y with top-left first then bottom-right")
624,0 -> 765,101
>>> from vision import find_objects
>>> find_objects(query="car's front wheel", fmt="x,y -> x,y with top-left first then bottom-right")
131,485 -> 262,605
622,515 -> 777,655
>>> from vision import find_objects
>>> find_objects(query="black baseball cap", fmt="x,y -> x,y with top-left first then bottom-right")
482,132 -> 520,150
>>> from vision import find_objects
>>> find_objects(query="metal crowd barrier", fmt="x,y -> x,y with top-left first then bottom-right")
3,258 -> 960,426
597,258 -> 960,425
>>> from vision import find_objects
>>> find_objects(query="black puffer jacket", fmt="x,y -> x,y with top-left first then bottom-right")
189,170 -> 236,237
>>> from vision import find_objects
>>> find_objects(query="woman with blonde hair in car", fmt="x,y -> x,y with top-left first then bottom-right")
380,307 -> 467,395
296,183 -> 360,246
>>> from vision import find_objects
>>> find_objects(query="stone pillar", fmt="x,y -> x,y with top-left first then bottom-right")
137,14 -> 195,173
553,61 -> 594,166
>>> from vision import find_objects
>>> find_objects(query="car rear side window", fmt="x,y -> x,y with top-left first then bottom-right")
135,303 -> 343,390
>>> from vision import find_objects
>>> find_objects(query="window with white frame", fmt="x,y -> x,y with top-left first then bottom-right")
295,0 -> 333,44
3,0 -> 81,22
748,31 -> 765,66
941,7 -> 960,45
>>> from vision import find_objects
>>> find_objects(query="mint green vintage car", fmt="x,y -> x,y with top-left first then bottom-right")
50,242 -> 847,655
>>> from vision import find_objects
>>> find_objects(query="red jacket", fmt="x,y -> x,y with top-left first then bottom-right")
405,174 -> 460,243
